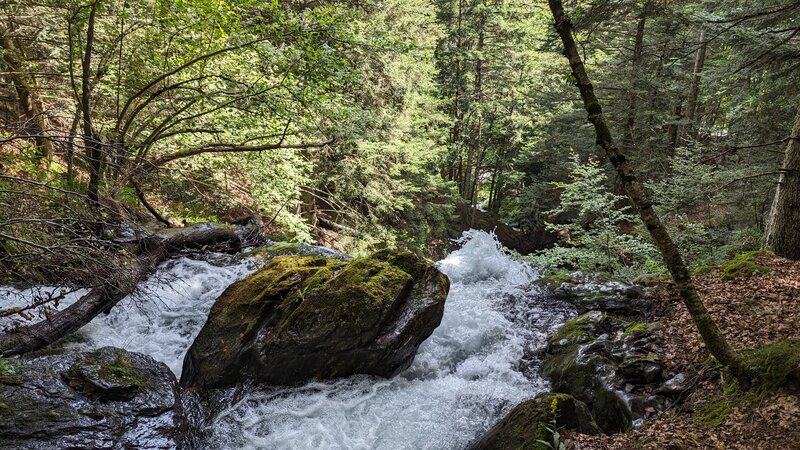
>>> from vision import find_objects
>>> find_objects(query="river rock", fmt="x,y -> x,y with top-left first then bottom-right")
550,273 -> 646,317
541,311 -> 668,433
467,393 -> 601,450
0,347 -> 191,449
181,248 -> 449,388
244,241 -> 351,261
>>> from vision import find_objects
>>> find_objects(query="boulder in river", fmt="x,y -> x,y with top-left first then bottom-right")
541,311 -> 668,433
467,393 -> 601,450
544,272 -> 647,317
181,248 -> 449,388
0,346 -> 191,449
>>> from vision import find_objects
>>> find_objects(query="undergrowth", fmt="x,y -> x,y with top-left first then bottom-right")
694,339 -> 800,428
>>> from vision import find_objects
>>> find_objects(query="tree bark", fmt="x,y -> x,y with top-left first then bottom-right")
679,29 -> 707,146
82,1 -> 102,205
622,11 -> 646,153
0,25 -> 54,161
0,223 -> 254,356
547,0 -> 747,380
765,105 -> 800,259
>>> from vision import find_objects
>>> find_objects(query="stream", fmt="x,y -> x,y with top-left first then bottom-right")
1,230 -> 574,449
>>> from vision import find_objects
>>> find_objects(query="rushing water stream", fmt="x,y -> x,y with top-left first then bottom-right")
1,230 -> 574,449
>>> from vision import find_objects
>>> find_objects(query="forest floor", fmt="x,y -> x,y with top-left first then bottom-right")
566,252 -> 800,450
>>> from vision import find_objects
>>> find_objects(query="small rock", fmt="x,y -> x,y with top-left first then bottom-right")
617,356 -> 664,385
655,373 -> 689,396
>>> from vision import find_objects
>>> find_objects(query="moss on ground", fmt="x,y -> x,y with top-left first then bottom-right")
741,339 -> 800,395
695,339 -> 800,428
694,397 -> 733,428
693,263 -> 716,275
720,250 -> 771,280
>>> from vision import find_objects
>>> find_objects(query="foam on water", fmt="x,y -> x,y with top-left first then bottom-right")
0,255 -> 258,376
0,231 -> 573,449
67,256 -> 259,375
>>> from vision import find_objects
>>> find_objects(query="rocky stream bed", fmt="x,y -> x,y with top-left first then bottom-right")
0,231 -> 682,449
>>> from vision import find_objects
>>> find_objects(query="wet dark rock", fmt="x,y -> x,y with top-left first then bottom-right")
181,249 -> 449,388
244,241 -> 351,261
467,393 -> 600,450
656,373 -> 689,396
551,273 -> 647,317
617,356 -> 664,384
541,312 -> 671,434
0,347 -> 191,449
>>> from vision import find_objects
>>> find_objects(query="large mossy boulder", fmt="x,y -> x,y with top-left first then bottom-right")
0,347 -> 191,449
181,249 -> 449,388
468,393 -> 601,450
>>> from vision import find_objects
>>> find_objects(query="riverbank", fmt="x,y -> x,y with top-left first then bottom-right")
568,252 -> 800,449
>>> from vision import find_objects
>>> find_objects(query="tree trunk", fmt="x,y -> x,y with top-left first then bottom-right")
0,223 -> 254,356
622,11 -> 646,153
66,108 -> 81,183
547,0 -> 747,381
765,106 -> 800,259
679,29 -> 706,146
300,187 -> 319,229
0,26 -> 54,161
82,1 -> 103,205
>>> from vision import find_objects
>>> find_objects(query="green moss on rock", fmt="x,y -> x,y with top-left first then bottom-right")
538,271 -> 574,290
741,339 -> 800,394
622,322 -> 649,337
468,393 -> 600,450
547,311 -> 614,353
181,249 -> 448,388
720,250 -> 771,280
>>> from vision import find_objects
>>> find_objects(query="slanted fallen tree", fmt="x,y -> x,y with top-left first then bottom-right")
0,221 -> 259,356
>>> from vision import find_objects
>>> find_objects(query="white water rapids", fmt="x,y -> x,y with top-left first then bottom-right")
0,230 -> 574,449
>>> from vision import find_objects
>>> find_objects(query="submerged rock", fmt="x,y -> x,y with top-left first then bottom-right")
0,347 -> 191,449
467,393 -> 601,450
541,312 -> 668,434
181,249 -> 449,388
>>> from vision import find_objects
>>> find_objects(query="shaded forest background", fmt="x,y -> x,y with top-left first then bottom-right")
1,0 -> 799,286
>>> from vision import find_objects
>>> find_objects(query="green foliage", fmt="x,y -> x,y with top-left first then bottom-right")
524,154 -> 658,278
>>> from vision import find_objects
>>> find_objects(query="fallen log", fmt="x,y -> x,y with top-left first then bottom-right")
0,222 -> 256,357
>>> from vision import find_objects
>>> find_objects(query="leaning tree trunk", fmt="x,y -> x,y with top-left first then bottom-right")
0,223 -> 255,356
547,0 -> 747,381
765,105 -> 800,259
